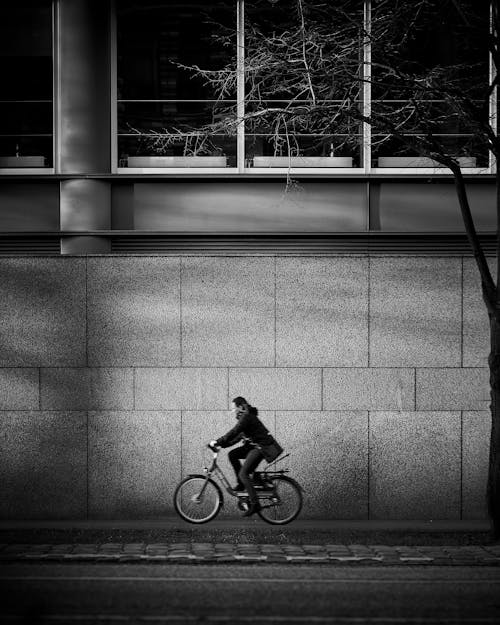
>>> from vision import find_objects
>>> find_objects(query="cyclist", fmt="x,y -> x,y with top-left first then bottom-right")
210,396 -> 283,517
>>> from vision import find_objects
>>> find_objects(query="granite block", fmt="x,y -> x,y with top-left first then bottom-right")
462,411 -> 490,519
370,258 -> 461,366
369,412 -> 461,519
88,411 -> 181,517
181,258 -> 274,366
229,368 -> 322,410
463,258 -> 495,367
416,368 -> 489,411
0,258 -> 86,366
276,258 -> 368,366
0,368 -> 39,410
87,258 -> 180,366
0,412 -> 87,518
323,368 -> 414,410
135,368 -> 227,410
276,411 -> 368,518
182,410 -> 275,518
41,368 -> 134,410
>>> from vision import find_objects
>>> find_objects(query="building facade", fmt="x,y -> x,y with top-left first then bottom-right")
0,0 -> 495,519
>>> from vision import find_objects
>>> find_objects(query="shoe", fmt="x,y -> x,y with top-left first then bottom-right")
242,502 -> 261,517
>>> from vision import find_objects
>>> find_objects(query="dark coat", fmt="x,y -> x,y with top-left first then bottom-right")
216,406 -> 283,462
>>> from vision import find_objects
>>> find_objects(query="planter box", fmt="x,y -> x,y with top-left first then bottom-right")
0,156 -> 46,167
378,156 -> 477,168
252,156 -> 353,168
127,156 -> 227,168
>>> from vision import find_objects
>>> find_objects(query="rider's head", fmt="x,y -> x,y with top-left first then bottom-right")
231,396 -> 249,417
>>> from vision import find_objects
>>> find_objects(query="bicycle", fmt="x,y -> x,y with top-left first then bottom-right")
173,444 -> 303,525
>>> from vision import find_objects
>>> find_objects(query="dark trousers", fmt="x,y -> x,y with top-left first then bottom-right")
228,445 -> 264,504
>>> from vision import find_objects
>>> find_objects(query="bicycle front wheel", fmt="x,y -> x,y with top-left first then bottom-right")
173,475 -> 222,524
258,475 -> 302,525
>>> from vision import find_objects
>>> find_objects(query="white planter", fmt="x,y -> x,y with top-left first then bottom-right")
127,156 -> 227,168
252,156 -> 353,168
0,156 -> 46,167
378,156 -> 477,168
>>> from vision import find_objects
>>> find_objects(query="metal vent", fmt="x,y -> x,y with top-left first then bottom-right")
0,236 -> 60,256
111,233 -> 497,256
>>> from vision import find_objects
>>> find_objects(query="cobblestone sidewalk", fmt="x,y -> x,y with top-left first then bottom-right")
1,543 -> 499,565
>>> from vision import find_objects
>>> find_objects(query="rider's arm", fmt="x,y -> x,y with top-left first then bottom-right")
215,413 -> 251,448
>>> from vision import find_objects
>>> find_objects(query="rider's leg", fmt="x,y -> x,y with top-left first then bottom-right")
228,446 -> 248,489
239,448 -> 264,510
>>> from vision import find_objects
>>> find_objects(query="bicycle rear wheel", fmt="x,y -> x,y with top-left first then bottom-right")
173,475 -> 222,524
257,475 -> 302,525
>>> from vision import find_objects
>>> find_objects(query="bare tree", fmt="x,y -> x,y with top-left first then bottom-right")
144,0 -> 500,534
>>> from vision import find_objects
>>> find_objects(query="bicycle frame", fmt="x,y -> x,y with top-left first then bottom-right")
200,449 -> 244,497
198,449 -> 292,504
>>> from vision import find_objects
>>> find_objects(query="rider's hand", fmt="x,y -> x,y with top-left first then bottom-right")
208,440 -> 219,451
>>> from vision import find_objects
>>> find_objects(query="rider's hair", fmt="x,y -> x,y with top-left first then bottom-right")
232,396 -> 248,407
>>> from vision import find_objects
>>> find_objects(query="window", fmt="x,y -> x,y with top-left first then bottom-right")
371,0 -> 490,169
117,0 -> 237,168
116,1 -> 492,173
0,0 -> 54,169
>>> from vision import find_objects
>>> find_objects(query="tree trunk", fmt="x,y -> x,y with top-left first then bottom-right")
488,314 -> 500,538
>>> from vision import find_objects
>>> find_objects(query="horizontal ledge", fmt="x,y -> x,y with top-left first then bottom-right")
0,231 -> 496,237
0,172 -> 495,181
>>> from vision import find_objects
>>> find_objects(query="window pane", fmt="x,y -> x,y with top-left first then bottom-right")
0,0 -> 53,167
371,0 -> 490,168
244,0 -> 364,166
117,0 -> 236,167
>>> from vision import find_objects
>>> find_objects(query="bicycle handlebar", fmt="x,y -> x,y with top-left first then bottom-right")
207,442 -> 219,452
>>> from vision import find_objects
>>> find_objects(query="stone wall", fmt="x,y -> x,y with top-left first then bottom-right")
0,256 -> 491,520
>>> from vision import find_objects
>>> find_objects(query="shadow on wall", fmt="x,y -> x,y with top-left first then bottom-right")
0,256 -> 491,520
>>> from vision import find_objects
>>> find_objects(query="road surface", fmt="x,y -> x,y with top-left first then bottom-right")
0,562 -> 499,624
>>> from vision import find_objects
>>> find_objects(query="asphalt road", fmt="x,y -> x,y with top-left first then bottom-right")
0,563 -> 499,624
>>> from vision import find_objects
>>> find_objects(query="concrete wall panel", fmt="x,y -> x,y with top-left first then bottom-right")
463,258 -> 494,367
0,412 -> 87,519
370,258 -> 461,366
229,368 -> 322,410
0,368 -> 39,410
416,368 -> 489,411
462,411 -> 490,519
135,368 -> 227,410
181,258 -> 275,366
40,368 -> 133,410
276,258 -> 368,366
87,258 -> 180,366
276,411 -> 368,518
0,259 -> 86,367
88,411 -> 181,517
323,368 -> 414,411
369,412 -> 461,519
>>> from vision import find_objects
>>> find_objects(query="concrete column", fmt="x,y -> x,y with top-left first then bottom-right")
60,180 -> 111,254
57,0 -> 112,253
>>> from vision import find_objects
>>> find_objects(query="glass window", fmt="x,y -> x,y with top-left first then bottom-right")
371,0 -> 490,168
117,0 -> 237,168
244,0 -> 363,168
0,0 -> 53,169
115,0 -> 492,173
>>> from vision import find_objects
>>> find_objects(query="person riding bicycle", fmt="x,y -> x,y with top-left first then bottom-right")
210,396 -> 283,517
